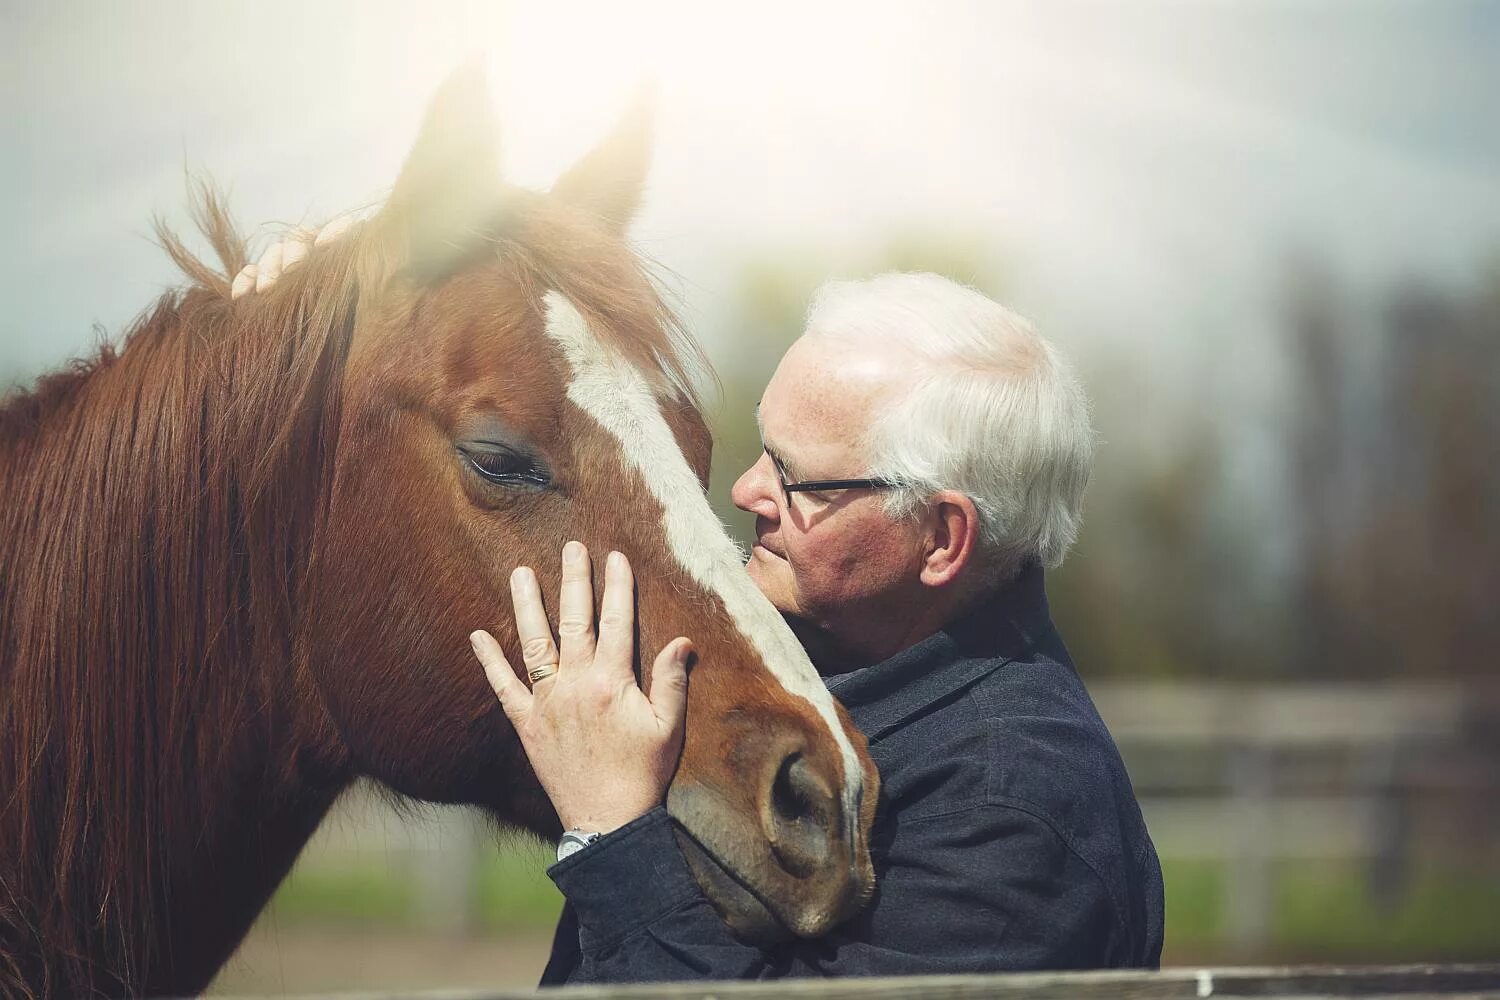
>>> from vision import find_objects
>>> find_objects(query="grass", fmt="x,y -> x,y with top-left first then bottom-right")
1162,858 -> 1500,963
264,838 -> 564,931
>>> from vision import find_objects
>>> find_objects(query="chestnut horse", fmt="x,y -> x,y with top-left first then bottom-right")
0,71 -> 877,997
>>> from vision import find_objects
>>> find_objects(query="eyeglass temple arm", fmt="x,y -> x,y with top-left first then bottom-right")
782,477 -> 899,493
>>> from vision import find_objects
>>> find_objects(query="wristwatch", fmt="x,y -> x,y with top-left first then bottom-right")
557,829 -> 603,862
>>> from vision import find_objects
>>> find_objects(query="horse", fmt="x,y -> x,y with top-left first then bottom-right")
0,69 -> 878,997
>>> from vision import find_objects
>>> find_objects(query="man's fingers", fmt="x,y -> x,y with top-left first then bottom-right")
556,541 -> 597,667
314,212 -> 355,246
230,264 -> 258,300
510,566 -> 562,679
471,629 -> 533,722
595,550 -> 635,677
648,638 -> 693,734
231,219 -> 340,302
280,226 -> 314,273
254,242 -> 284,293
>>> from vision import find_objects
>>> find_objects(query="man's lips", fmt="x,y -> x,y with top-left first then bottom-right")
753,539 -> 787,560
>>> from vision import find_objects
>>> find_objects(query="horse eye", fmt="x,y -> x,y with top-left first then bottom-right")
460,447 -> 550,488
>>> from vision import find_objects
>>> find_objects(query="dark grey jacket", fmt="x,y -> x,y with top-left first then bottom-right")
541,566 -> 1164,983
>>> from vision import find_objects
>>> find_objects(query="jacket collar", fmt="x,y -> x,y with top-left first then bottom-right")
822,565 -> 1052,743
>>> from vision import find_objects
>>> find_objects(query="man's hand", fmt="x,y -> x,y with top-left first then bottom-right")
470,542 -> 693,834
230,215 -> 356,299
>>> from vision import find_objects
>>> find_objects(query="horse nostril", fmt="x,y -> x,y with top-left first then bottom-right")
766,752 -> 836,878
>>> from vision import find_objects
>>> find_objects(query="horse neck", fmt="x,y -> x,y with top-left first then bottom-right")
142,767 -> 348,995
0,292 -> 355,996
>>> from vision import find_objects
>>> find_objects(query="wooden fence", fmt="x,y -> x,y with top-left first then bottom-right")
1089,682 -> 1500,955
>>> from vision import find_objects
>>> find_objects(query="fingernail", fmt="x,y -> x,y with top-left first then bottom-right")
607,550 -> 623,572
469,631 -> 484,651
510,567 -> 530,588
675,641 -> 694,668
564,540 -> 583,563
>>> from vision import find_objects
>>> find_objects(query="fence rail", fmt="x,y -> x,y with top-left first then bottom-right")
223,963 -> 1500,1000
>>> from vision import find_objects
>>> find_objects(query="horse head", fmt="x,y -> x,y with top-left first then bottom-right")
295,69 -> 879,942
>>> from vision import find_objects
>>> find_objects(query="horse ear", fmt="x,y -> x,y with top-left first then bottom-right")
550,88 -> 653,232
385,63 -> 504,276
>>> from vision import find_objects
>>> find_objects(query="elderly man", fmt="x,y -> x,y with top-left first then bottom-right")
471,272 -> 1163,981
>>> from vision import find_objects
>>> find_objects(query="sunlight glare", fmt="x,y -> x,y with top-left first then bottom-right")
487,0 -> 917,189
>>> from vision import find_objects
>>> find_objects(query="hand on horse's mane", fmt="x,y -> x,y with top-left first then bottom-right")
471,543 -> 694,835
229,214 -> 355,299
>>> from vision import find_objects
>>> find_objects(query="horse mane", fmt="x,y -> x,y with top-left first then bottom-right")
0,183 -> 363,996
0,181 -> 708,995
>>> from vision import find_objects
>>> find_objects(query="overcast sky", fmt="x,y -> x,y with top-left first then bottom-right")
5,0 -> 1498,439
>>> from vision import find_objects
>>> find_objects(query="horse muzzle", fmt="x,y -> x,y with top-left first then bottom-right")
665,731 -> 877,944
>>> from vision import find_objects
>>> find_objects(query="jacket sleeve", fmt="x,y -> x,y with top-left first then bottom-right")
541,801 -> 1123,984
541,807 -> 779,983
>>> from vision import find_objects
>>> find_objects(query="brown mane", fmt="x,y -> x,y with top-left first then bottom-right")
0,183 -> 367,995
0,180 -> 706,995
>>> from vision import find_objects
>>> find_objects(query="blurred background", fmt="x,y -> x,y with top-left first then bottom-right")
5,0 -> 1498,992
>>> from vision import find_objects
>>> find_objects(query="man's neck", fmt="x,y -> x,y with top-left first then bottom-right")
789,569 -> 1025,675
788,600 -> 958,676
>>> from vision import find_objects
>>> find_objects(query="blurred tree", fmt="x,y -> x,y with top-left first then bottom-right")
1049,427 -> 1247,679
1286,263 -> 1500,678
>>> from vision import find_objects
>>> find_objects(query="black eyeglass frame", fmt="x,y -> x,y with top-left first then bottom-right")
766,450 -> 900,503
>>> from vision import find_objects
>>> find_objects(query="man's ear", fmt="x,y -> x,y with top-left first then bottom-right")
920,491 -> 981,588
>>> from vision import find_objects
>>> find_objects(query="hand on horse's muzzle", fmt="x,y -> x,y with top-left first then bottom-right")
470,542 -> 693,835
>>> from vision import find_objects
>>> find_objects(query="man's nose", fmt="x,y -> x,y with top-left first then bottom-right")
731,452 -> 780,519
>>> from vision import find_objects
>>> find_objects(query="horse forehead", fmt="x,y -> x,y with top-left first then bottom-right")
429,279 -> 561,381
537,292 -> 679,425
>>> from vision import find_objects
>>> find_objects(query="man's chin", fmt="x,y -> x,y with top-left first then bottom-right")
745,551 -> 788,597
744,547 -> 776,586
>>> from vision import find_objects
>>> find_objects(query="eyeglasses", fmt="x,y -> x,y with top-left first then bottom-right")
765,447 -> 899,505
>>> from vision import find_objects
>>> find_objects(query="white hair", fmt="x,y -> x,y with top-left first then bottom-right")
802,272 -> 1095,579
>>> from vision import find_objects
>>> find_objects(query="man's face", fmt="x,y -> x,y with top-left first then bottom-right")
730,336 -> 926,635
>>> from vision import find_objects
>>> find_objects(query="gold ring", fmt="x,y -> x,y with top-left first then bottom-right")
527,664 -> 558,684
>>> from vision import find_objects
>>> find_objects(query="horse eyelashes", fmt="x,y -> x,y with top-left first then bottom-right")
461,447 -> 550,488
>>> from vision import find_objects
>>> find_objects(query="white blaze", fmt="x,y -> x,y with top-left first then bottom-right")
542,291 -> 863,816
